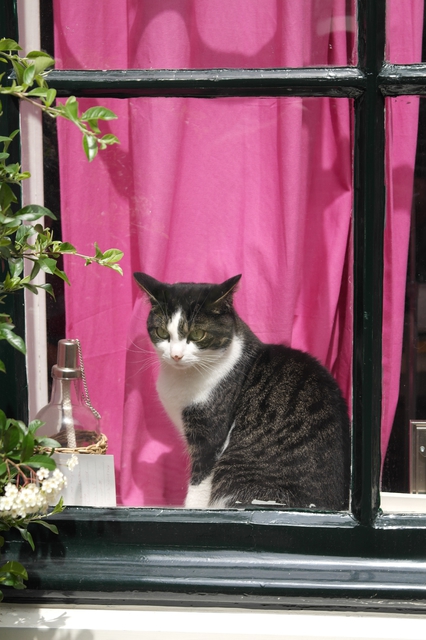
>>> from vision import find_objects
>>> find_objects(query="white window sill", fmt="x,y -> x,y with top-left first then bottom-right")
1,604 -> 426,639
380,491 -> 426,513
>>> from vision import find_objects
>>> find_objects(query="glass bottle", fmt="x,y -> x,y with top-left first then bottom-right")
35,339 -> 100,448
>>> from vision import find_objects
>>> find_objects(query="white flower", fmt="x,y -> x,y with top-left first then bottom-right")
4,483 -> 18,497
0,481 -> 46,519
36,467 -> 50,481
66,455 -> 79,471
39,468 -> 67,501
0,467 -> 67,521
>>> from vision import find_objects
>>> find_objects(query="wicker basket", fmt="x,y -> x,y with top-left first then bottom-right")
47,431 -> 108,455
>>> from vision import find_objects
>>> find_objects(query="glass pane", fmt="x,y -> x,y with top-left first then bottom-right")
386,0 -> 424,63
41,96 -> 353,509
382,96 -> 426,513
50,0 -> 356,70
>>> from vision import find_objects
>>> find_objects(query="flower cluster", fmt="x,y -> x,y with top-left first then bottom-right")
0,468 -> 66,523
66,455 -> 79,471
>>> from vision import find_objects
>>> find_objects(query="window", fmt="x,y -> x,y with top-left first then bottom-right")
3,0 -> 426,612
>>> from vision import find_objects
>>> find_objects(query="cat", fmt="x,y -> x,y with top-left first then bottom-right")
134,272 -> 350,510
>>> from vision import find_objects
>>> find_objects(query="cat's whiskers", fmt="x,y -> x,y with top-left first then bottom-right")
127,346 -> 158,356
126,356 -> 160,380
127,336 -> 158,354
191,361 -> 218,377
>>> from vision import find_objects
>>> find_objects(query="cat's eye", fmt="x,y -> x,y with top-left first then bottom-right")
188,329 -> 206,342
155,327 -> 169,340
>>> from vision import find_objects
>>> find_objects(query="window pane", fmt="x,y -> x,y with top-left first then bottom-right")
51,0 -> 356,70
42,96 -> 354,510
382,96 -> 426,513
386,0 -> 424,63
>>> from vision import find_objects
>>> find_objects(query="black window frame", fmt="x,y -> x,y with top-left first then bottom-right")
4,0 -> 426,612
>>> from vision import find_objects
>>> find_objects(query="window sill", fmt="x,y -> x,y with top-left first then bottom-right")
380,492 -> 426,513
3,507 -> 426,612
1,603 -> 426,639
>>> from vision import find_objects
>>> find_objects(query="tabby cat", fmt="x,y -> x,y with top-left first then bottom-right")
134,272 -> 350,510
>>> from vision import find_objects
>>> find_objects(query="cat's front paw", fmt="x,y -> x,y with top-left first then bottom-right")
184,475 -> 213,508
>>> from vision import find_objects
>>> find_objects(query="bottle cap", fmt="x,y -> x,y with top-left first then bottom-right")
52,339 -> 81,379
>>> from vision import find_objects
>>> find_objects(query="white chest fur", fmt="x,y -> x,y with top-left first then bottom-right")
156,335 -> 243,434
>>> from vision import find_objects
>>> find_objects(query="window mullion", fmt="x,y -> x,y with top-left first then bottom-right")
351,0 -> 386,525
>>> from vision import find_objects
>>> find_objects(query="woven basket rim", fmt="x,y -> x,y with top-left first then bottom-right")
44,431 -> 108,455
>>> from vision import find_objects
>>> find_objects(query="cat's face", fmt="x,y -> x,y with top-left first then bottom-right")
134,273 -> 241,369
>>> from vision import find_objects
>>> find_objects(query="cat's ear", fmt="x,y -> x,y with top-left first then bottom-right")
133,272 -> 164,304
211,274 -> 242,307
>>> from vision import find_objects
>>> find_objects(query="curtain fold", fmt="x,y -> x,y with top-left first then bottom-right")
52,0 -> 422,505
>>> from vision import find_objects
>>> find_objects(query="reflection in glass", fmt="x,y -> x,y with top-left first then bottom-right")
51,0 -> 356,70
382,97 -> 426,505
386,0 -> 424,64
43,96 -> 354,507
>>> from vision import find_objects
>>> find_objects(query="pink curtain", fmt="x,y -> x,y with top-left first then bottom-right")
52,1 -> 421,505
382,1 -> 424,461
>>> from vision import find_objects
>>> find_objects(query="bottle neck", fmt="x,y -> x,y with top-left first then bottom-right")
50,376 -> 83,406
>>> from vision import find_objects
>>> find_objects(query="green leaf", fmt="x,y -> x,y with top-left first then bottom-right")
0,39 -> 21,52
0,325 -> 26,355
109,263 -> 123,276
17,527 -> 35,552
51,496 -> 64,515
20,432 -> 35,462
36,283 -> 55,298
0,359 -> 5,373
28,419 -> 45,434
22,64 -> 36,86
53,267 -> 71,286
99,134 -> 120,148
57,242 -> 76,253
44,88 -> 56,107
26,50 -> 53,60
81,106 -> 118,121
27,454 -> 56,470
38,257 -> 57,275
86,119 -> 101,134
0,245 -> 11,259
64,96 -> 79,122
2,424 -> 22,454
26,53 -> 54,76
99,248 -> 124,264
0,576 -> 26,591
11,59 -> 25,85
8,257 -> 24,278
29,261 -> 41,280
35,436 -> 60,449
14,226 -> 33,248
83,134 -> 98,162
14,204 -> 57,221
0,561 -> 28,580
0,183 -> 18,211
22,283 -> 38,295
26,87 -> 48,97
1,272 -> 21,290
33,520 -> 58,535
0,461 -> 7,476
94,242 -> 104,259
8,129 -> 19,141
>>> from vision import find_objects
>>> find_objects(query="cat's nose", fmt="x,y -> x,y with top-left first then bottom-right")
172,354 -> 183,361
